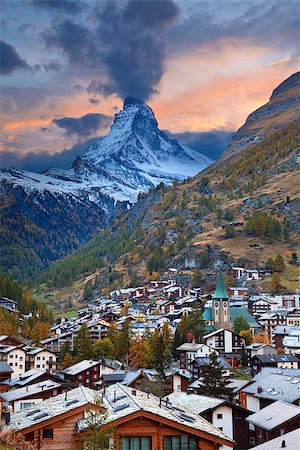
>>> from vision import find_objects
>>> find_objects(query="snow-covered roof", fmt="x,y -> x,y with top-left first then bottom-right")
250,429 -> 300,450
61,359 -> 100,375
2,380 -> 62,402
246,400 -> 300,430
164,391 -> 224,414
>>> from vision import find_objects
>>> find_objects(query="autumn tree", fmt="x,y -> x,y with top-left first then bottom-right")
129,339 -> 150,368
29,321 -> 50,345
240,329 -> 252,345
61,352 -> 74,369
274,254 -> 285,272
252,331 -> 270,344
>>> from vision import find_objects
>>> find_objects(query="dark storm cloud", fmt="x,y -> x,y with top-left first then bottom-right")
0,137 -> 98,173
42,0 -> 180,101
31,0 -> 86,14
165,130 -> 234,160
53,113 -> 112,138
0,40 -> 30,75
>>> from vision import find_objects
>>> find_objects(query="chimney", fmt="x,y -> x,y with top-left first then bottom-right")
113,390 -> 116,402
257,386 -> 262,393
281,440 -> 286,448
131,390 -> 136,396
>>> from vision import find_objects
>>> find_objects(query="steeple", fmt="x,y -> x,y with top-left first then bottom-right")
213,270 -> 229,299
212,269 -> 230,329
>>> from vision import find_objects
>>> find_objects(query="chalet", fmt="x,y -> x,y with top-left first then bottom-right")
242,372 -> 300,412
250,354 -> 299,374
245,343 -> 277,366
249,297 -> 279,317
258,311 -> 288,341
228,287 -> 249,297
5,384 -> 235,450
177,342 -> 217,370
283,329 -> 300,353
100,369 -> 158,390
5,368 -> 65,389
25,347 -> 57,373
232,267 -> 260,281
169,368 -> 192,392
60,359 -> 115,388
272,325 -> 299,349
0,297 -> 17,312
0,335 -> 24,346
250,428 -> 300,450
202,329 -> 245,355
246,401 -> 300,447
166,391 -> 251,450
1,379 -> 65,412
286,309 -> 300,327
0,345 -> 26,377
191,356 -> 231,380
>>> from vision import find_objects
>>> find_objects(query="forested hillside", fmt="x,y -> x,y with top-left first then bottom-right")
33,122 -> 299,302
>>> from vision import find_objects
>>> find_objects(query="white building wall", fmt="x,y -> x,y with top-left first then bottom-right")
6,348 -> 26,377
212,405 -> 233,450
13,398 -> 43,412
33,350 -> 56,373
246,394 -> 260,412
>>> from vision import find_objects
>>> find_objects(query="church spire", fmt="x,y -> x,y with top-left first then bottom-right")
213,269 -> 229,299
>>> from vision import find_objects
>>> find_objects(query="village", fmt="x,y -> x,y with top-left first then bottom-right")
0,266 -> 300,449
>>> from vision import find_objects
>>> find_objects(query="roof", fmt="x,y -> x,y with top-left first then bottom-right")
77,384 -> 233,445
246,400 -> 300,430
6,386 -> 96,431
192,356 -> 231,370
212,270 -> 229,299
0,360 -> 13,373
1,380 -> 62,402
252,367 -> 300,381
227,379 -> 250,393
164,392 -> 225,414
243,373 -> 300,403
254,354 -> 299,363
102,369 -> 158,386
61,359 -> 100,375
202,306 -> 261,328
273,326 -> 300,335
250,429 -> 300,450
246,343 -> 274,350
176,343 -> 203,351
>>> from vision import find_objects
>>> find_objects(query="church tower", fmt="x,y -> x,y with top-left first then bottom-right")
212,270 -> 230,329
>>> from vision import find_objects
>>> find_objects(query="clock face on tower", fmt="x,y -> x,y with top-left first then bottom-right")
214,301 -> 219,308
223,302 -> 228,308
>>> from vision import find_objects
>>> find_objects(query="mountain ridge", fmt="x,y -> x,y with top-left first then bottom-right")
0,99 -> 212,278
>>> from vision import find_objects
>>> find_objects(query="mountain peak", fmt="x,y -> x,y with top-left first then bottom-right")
123,97 -> 145,108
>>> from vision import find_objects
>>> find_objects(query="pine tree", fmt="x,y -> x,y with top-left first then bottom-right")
74,324 -> 93,362
196,352 -> 234,400
79,397 -> 114,450
149,323 -> 172,379
274,254 -> 285,272
271,272 -> 281,294
93,338 -> 115,359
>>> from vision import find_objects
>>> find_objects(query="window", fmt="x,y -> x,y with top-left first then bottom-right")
121,437 -> 151,450
37,357 -> 40,361
20,357 -> 23,361
20,402 -> 34,410
217,413 -> 223,419
43,429 -> 53,439
164,435 -> 197,450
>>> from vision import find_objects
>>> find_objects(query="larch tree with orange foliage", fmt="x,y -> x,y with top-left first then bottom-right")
129,339 -> 150,369
252,331 -> 271,344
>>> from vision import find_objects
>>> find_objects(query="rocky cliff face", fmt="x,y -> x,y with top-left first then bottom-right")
224,72 -> 300,157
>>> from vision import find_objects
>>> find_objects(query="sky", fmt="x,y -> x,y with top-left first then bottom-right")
0,0 -> 299,172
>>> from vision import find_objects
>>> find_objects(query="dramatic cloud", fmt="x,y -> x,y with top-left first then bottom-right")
31,0 -> 86,14
53,112 -> 112,138
42,0 -> 180,101
0,40 -> 29,75
165,130 -> 234,160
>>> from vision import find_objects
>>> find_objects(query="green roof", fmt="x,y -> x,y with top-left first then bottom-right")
202,307 -> 261,329
212,270 -> 229,299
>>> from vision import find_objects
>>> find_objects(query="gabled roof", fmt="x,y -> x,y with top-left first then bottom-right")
192,356 -> 231,370
165,391 -> 225,414
212,270 -> 229,299
254,354 -> 299,363
176,343 -> 203,351
1,380 -> 62,402
61,359 -> 100,375
6,386 -> 97,431
246,400 -> 300,430
250,429 -> 300,450
0,360 -> 13,373
77,384 -> 234,447
243,373 -> 300,403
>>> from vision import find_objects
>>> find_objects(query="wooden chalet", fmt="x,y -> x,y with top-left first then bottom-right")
6,384 -> 234,450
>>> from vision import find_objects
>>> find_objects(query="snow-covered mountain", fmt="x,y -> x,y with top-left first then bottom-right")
0,98 -> 212,277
